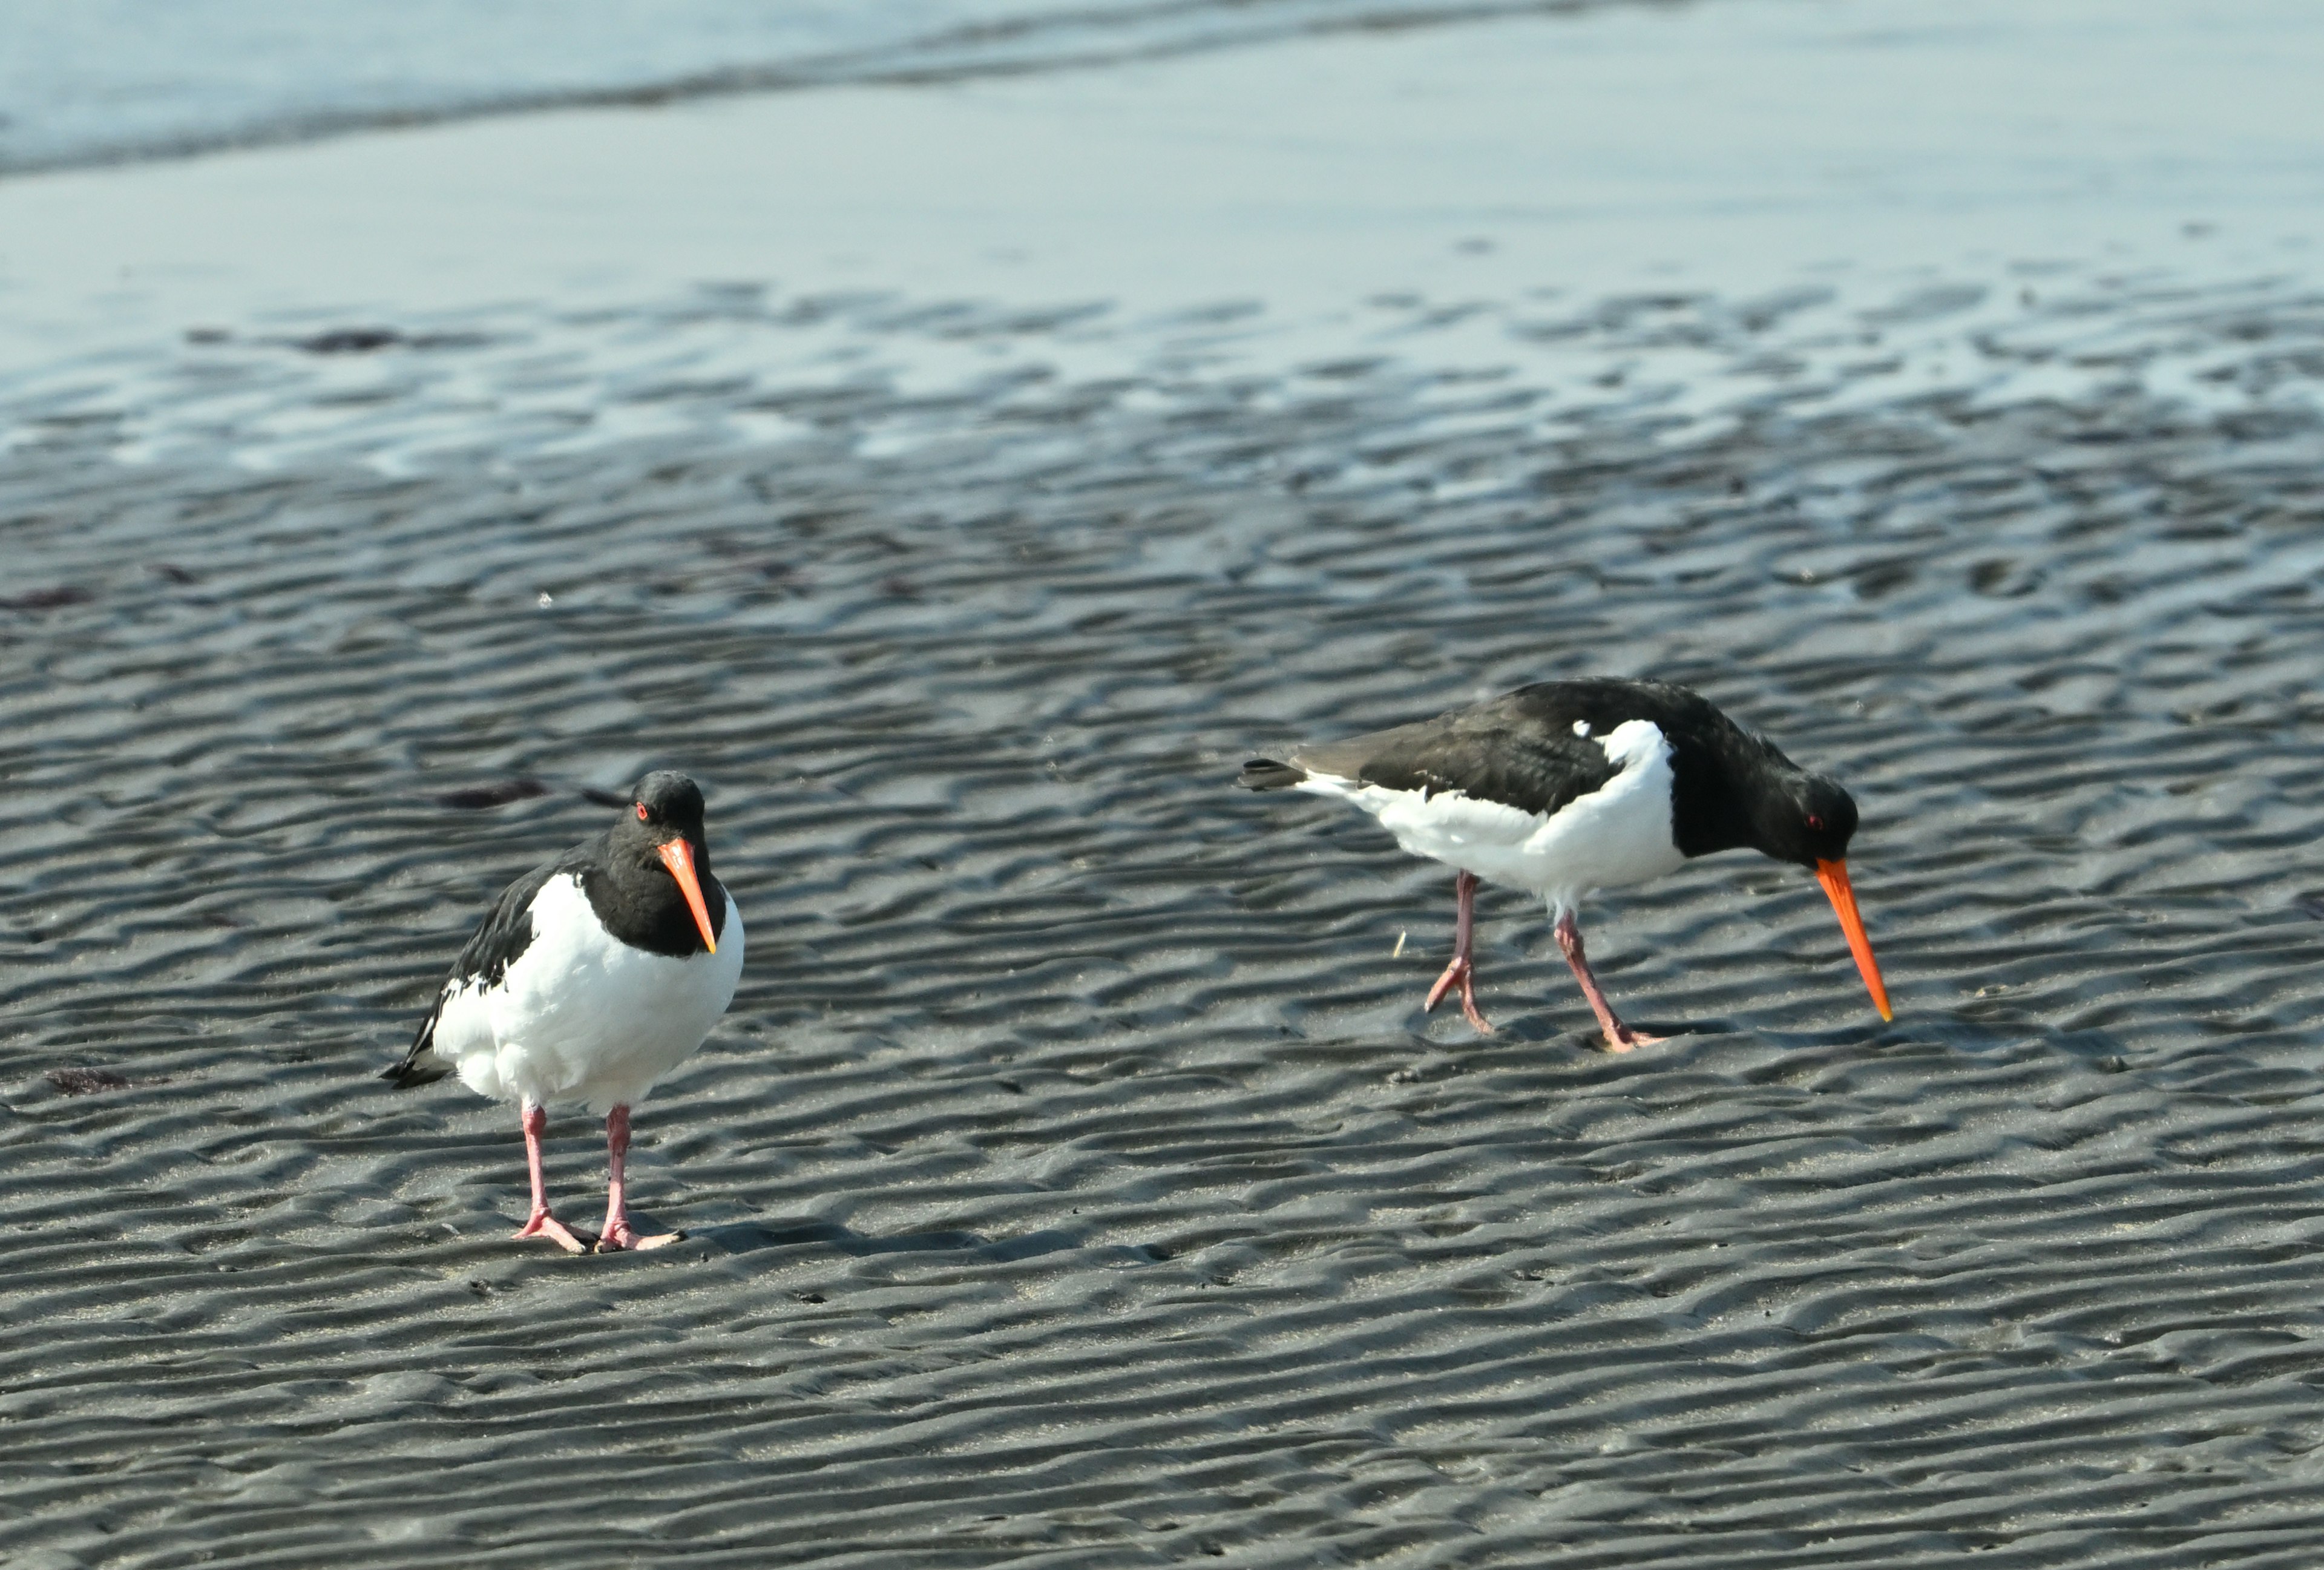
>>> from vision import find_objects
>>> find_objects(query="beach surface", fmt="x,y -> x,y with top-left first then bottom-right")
6,2 -> 2324,1565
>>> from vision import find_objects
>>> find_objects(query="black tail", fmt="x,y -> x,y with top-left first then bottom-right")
1237,757 -> 1308,791
379,1001 -> 453,1089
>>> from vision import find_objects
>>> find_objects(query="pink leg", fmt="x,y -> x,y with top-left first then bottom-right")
594,1105 -> 683,1253
511,1102 -> 596,1253
1423,870 -> 1495,1035
1554,909 -> 1664,1053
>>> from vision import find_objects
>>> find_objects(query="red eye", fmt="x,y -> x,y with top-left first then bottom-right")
636,803 -> 649,821
1807,815 -> 1824,832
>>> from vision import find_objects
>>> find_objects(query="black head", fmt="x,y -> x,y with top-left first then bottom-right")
1729,754 -> 1889,1022
1755,772 -> 1859,869
609,770 -> 722,952
625,770 -> 708,842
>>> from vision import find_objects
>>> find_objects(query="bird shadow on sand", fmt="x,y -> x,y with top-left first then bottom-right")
1433,1009 -> 2138,1068
1422,1010 -> 1724,1053
685,1218 -> 1108,1265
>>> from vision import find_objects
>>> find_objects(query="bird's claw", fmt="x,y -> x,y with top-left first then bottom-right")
593,1223 -> 685,1253
513,1209 -> 597,1254
1424,958 -> 1466,1012
1424,957 -> 1495,1034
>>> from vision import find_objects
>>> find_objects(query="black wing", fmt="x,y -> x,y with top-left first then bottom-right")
1300,706 -> 1618,819
1239,675 -> 1785,838
1242,687 -> 1626,819
378,841 -> 591,1089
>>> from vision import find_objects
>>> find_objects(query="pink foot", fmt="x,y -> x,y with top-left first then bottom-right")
593,1220 -> 685,1253
1554,910 -> 1669,1054
513,1207 -> 596,1254
1423,871 -> 1495,1036
1425,956 -> 1495,1035
511,1103 -> 595,1252
592,1105 -> 683,1252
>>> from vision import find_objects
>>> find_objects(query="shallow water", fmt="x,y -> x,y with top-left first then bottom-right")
6,0 -> 2320,469
0,0 -> 1632,174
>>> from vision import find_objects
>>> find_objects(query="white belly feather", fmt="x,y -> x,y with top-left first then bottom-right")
428,873 -> 744,1114
1299,717 -> 1686,915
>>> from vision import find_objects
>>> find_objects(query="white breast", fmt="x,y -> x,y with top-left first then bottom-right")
1299,718 -> 1684,915
427,874 -> 744,1115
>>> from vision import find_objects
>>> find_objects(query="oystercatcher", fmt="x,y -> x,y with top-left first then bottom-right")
1238,677 -> 1889,1048
382,771 -> 744,1252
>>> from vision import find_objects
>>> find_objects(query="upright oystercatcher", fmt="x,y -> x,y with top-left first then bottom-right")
382,771 -> 744,1252
1238,677 -> 1889,1048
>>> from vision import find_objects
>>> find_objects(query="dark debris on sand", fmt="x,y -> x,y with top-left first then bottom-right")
45,1067 -> 133,1095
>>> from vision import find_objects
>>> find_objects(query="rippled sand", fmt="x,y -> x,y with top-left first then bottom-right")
8,1 -> 2324,1564
8,295 -> 2324,1561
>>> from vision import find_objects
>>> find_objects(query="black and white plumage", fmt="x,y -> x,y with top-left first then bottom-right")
384,770 -> 743,1252
1238,677 -> 1889,1048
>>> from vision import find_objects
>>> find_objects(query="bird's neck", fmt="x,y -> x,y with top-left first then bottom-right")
583,835 -> 722,957
1670,747 -> 1798,861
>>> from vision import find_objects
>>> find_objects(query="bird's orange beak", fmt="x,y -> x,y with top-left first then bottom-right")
657,838 -> 719,953
1815,859 -> 1890,1021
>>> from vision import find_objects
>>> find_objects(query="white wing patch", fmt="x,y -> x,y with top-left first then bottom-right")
1526,719 -> 1687,911
1298,717 -> 1684,913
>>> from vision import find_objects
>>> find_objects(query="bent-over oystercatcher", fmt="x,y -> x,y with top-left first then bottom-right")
382,771 -> 744,1252
1238,677 -> 1889,1048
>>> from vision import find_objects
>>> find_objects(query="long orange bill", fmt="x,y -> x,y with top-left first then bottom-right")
656,838 -> 719,953
1814,858 -> 1891,1022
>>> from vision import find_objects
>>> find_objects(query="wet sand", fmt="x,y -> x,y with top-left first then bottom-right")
11,320 -> 2324,1565
8,2 -> 2324,1567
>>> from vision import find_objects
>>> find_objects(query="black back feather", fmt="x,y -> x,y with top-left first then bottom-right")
1241,677 -> 1814,862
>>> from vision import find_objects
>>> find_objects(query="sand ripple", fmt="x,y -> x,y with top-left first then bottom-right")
5,284 -> 2324,1565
